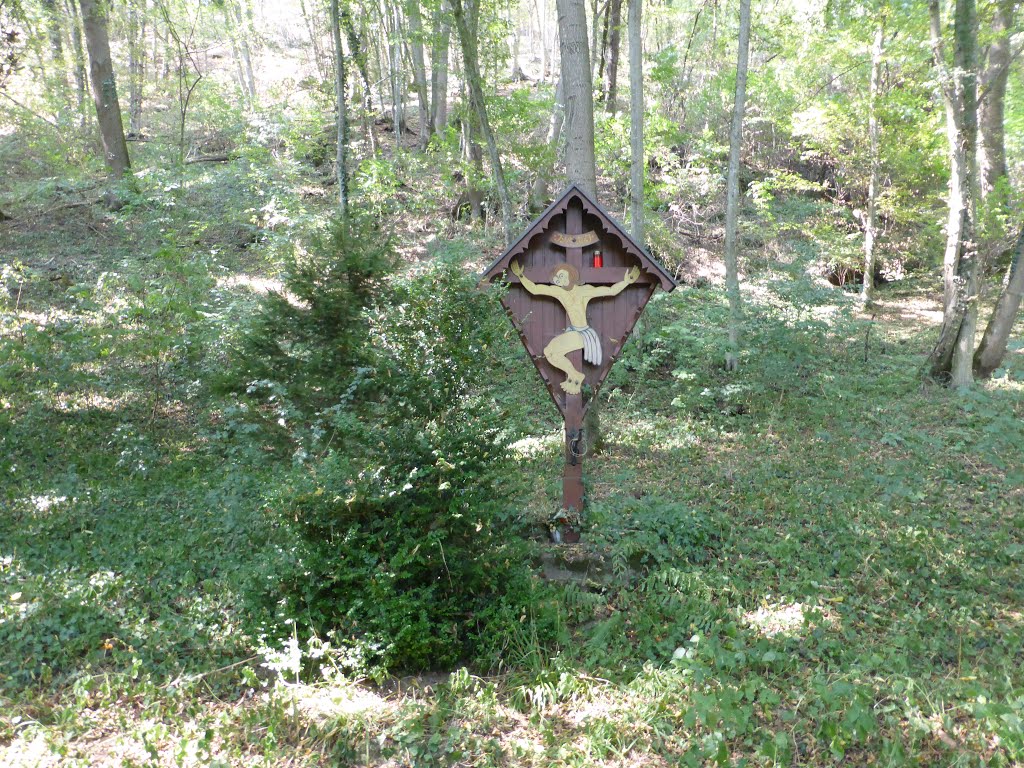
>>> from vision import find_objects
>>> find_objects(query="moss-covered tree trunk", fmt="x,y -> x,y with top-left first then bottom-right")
927,0 -> 980,389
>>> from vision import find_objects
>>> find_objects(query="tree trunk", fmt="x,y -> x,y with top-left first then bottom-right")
388,0 -> 405,151
628,0 -> 642,242
861,19 -> 884,307
430,1 -> 451,134
974,230 -> 1024,378
451,0 -> 515,242
127,0 -> 146,135
234,1 -> 257,105
405,0 -> 430,148
41,0 -> 67,96
556,0 -> 597,198
978,0 -> 1012,202
65,0 -> 88,125
539,0 -> 550,82
79,0 -> 131,178
556,0 -> 601,451
330,0 -> 348,220
927,0 -> 980,389
605,0 -> 621,114
723,0 -> 751,371
299,0 -> 327,80
341,7 -> 378,155
530,77 -> 565,211
461,111 -> 485,222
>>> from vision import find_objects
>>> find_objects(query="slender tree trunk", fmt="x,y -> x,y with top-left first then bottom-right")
341,7 -> 378,155
41,0 -> 67,97
388,0 -> 405,151
299,0 -> 327,80
556,0 -> 597,198
861,19 -> 884,307
405,0 -> 430,147
451,0 -> 515,242
330,0 -> 348,220
975,230 -> 1024,377
530,77 -> 565,210
605,0 -> 621,114
539,0 -> 550,82
234,1 -> 257,105
723,0 -> 751,371
65,0 -> 88,126
430,1 -> 451,134
628,0 -> 642,242
127,0 -> 146,135
927,0 -> 980,388
79,0 -> 131,177
461,111 -> 485,222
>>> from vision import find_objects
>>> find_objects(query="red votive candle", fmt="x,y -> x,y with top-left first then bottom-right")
593,251 -> 603,268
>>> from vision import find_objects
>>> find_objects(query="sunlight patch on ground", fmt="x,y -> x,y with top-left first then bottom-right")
50,389 -> 132,414
215,274 -> 284,295
287,681 -> 391,722
510,432 -> 562,458
742,599 -> 834,638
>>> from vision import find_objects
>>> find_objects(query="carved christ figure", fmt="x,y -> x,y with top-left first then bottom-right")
511,259 -> 641,394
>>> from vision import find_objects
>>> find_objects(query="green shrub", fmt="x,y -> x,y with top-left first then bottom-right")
242,248 -> 546,674
231,212 -> 396,411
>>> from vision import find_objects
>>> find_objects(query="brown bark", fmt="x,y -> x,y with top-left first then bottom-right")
79,0 -> 131,177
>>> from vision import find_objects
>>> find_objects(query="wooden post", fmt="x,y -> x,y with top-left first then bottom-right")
562,201 -> 586,522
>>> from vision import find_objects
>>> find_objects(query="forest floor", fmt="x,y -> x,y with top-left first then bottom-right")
2,131 -> 1024,767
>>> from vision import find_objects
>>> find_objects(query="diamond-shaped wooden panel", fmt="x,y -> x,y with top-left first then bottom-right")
481,184 -> 676,417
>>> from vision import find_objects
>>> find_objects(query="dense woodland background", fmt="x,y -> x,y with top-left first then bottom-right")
1,0 -> 1023,765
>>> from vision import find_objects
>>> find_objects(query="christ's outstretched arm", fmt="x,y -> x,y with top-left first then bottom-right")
510,259 -> 561,298
583,266 -> 642,298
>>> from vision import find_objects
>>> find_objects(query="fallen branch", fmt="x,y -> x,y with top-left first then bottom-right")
186,154 -> 231,164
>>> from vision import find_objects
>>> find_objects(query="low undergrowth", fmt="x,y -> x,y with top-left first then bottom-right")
2,149 -> 1023,767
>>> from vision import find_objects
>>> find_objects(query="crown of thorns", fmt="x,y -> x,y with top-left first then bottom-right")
550,263 -> 580,287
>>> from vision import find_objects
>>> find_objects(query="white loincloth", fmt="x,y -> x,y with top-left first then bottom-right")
568,325 -> 602,367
